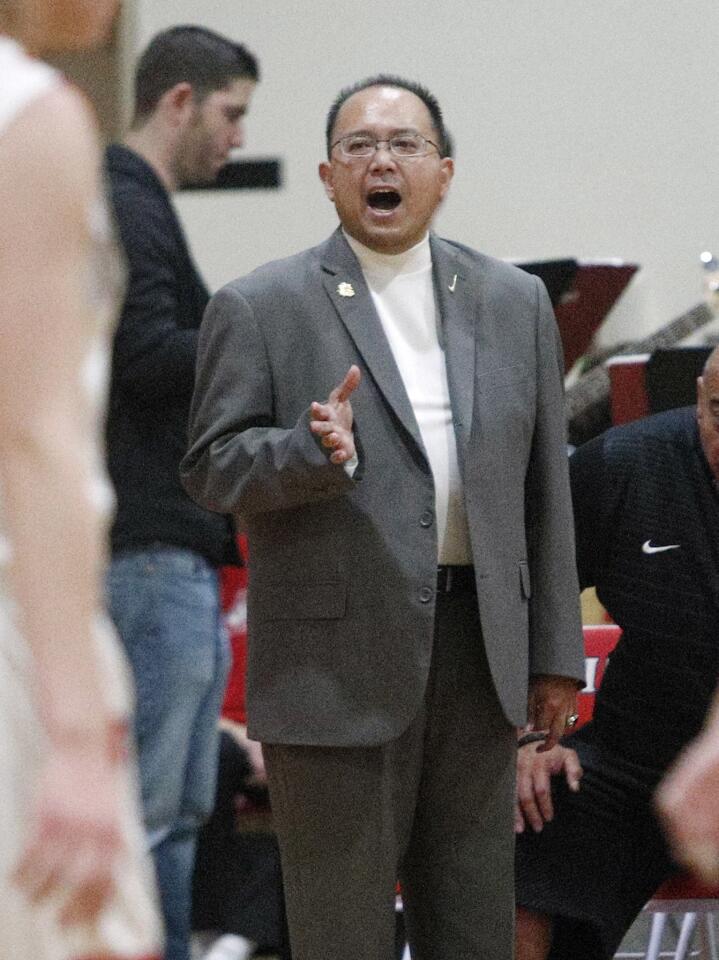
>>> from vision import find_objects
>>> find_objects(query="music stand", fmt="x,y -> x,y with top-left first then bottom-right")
517,259 -> 639,372
518,259 -> 578,309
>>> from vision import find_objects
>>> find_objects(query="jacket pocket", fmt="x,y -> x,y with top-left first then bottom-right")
518,561 -> 531,599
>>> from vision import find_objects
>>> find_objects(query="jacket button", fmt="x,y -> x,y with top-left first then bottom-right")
419,510 -> 433,528
419,586 -> 433,603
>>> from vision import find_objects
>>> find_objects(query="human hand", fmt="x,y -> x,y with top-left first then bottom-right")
527,675 -> 580,751
13,731 -> 124,927
219,718 -> 267,785
309,365 -> 361,465
655,732 -> 719,883
244,736 -> 266,785
515,740 -> 582,834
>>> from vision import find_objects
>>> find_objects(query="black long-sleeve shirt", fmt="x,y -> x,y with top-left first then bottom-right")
105,145 -> 239,566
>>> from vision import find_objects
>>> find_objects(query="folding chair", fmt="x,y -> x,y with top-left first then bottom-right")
578,623 -> 619,722
632,874 -> 719,960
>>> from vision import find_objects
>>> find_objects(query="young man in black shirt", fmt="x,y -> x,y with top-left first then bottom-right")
105,27 -> 259,960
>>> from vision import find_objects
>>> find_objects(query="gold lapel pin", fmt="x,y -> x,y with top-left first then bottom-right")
448,274 -> 458,293
337,282 -> 355,298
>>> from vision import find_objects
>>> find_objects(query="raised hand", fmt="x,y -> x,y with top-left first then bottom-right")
309,365 -> 361,465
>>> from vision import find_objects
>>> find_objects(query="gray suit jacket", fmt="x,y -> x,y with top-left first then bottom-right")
181,229 -> 584,746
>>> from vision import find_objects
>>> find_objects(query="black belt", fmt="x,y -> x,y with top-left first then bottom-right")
436,565 -> 475,594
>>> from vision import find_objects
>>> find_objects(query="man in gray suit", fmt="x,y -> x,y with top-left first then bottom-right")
182,75 -> 584,960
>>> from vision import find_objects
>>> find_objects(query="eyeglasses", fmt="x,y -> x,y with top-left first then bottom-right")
331,133 -> 441,159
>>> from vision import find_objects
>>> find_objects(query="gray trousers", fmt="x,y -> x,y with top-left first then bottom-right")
264,585 -> 517,960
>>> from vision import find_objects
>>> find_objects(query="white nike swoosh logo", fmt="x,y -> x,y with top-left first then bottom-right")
642,540 -> 680,554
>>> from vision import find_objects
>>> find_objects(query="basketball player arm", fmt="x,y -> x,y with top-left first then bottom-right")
656,688 -> 719,883
0,86 -> 123,924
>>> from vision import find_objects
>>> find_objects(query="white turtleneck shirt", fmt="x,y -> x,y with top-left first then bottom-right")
344,231 -> 472,565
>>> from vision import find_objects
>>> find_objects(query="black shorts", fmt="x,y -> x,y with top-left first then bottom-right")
514,724 -> 678,960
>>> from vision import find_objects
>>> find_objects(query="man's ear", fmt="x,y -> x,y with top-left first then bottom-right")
438,156 -> 454,199
318,161 -> 335,202
162,82 -> 195,125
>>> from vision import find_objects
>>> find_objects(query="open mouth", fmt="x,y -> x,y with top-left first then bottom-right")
367,188 -> 402,211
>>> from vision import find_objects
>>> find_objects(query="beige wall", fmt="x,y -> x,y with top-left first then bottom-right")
117,0 -> 719,348
48,26 -> 120,140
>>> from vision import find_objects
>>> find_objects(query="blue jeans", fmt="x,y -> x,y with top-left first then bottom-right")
107,546 -> 230,960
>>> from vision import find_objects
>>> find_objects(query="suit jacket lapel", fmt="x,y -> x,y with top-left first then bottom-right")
430,235 -> 476,465
319,231 -> 426,455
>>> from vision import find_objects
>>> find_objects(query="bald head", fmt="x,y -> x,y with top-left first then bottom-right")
697,345 -> 719,480
702,345 -> 719,383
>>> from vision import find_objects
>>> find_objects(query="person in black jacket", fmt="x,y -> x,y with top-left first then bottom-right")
514,346 -> 719,960
104,26 -> 259,960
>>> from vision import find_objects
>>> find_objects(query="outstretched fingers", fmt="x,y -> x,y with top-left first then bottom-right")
309,365 -> 361,465
329,364 -> 361,405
